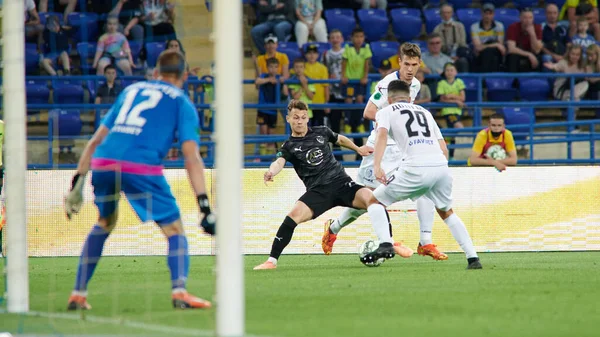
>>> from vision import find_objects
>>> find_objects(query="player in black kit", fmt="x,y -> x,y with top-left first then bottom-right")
254,100 -> 395,270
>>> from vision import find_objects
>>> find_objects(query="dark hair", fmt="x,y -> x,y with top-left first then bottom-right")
519,7 -> 533,14
165,39 -> 186,55
293,57 -> 305,65
428,32 -> 442,41
351,27 -> 364,36
157,50 -> 187,78
104,64 -> 117,73
387,80 -> 411,96
287,99 -> 308,112
489,113 -> 505,121
266,57 -> 280,66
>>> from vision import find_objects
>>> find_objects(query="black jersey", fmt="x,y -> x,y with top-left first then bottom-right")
277,126 -> 351,190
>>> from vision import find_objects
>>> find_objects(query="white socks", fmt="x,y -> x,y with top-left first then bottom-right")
444,213 -> 478,258
330,208 -> 367,234
267,257 -> 278,265
367,204 -> 392,244
417,197 -> 435,245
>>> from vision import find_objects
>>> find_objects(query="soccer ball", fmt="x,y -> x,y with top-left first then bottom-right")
359,239 -> 385,267
485,144 -> 507,160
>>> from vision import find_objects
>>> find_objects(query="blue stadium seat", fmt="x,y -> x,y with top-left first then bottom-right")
459,77 -> 478,102
39,12 -> 63,24
67,12 -> 99,42
301,42 -> 330,57
532,8 -> 545,25
53,83 -> 85,104
448,0 -> 471,9
76,42 -> 96,73
485,78 -> 517,101
514,0 -> 538,9
518,78 -> 551,101
424,8 -> 441,34
357,9 -> 390,42
546,0 -> 566,7
277,42 -> 301,66
49,110 -> 83,136
456,9 -> 481,43
390,8 -> 422,42
494,9 -> 520,29
411,40 -> 427,52
500,107 -> 535,141
324,9 -> 357,39
370,41 -> 399,69
26,83 -> 50,104
145,42 -> 166,68
129,41 -> 143,65
25,46 -> 40,74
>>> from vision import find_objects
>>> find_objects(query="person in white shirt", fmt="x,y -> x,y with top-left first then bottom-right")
360,80 -> 481,270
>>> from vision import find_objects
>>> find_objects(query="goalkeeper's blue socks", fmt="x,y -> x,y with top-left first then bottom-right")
167,234 -> 190,290
73,225 -> 109,293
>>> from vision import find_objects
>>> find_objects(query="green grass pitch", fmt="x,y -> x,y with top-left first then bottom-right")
1,252 -> 599,337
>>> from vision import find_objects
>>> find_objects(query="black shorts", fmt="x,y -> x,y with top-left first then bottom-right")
342,83 -> 366,99
299,178 -> 365,219
256,111 -> 277,129
444,113 -> 462,128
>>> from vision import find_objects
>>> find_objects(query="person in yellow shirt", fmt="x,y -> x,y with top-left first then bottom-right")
255,35 -> 290,81
386,44 -> 431,74
303,44 -> 329,126
559,0 -> 600,40
468,113 -> 518,171
437,62 -> 465,159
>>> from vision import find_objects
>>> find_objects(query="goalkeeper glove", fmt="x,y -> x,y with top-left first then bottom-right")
65,173 -> 86,220
197,194 -> 216,235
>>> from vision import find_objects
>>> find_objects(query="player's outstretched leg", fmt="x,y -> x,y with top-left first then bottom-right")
416,197 -> 448,261
437,209 -> 481,270
67,224 -> 111,310
322,208 -> 365,254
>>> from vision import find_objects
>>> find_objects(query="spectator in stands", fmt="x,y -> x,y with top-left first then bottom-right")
387,44 -> 431,74
433,3 -> 470,72
585,44 -> 600,100
255,35 -> 290,80
251,0 -> 295,55
559,0 -> 600,40
571,17 -> 597,53
437,62 -> 465,159
362,0 -> 387,9
468,113 -> 517,171
95,65 -> 122,105
545,44 -> 589,101
295,0 -> 328,47
322,29 -> 345,157
165,38 -> 200,75
341,27 -> 371,153
38,0 -> 77,24
255,57 -> 283,155
25,0 -> 44,41
506,8 -> 543,72
283,58 -> 316,117
126,0 -> 176,42
471,3 -> 506,72
414,69 -> 431,104
304,44 -> 330,126
93,15 -> 135,76
40,15 -> 71,76
422,33 -> 455,74
111,0 -> 144,43
542,3 -> 569,64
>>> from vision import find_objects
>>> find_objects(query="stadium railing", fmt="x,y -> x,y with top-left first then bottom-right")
3,73 -> 599,168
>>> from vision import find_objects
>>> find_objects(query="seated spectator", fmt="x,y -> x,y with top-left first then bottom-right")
422,33 -> 455,74
559,0 -> 600,40
585,44 -> 600,100
255,35 -> 290,80
126,0 -> 176,42
25,0 -> 44,42
544,44 -> 589,101
95,65 -> 122,105
304,44 -> 329,126
251,0 -> 295,55
295,0 -> 328,47
255,58 -> 284,155
571,17 -> 597,53
437,62 -> 465,159
93,15 -> 135,75
506,8 -> 543,72
38,0 -> 77,24
468,113 -> 517,171
362,0 -> 387,9
471,3 -> 506,72
110,0 -> 144,43
433,3 -> 470,72
165,38 -> 200,75
542,3 -> 569,63
414,69 -> 431,104
283,58 -> 316,117
387,44 -> 431,74
40,15 -> 71,76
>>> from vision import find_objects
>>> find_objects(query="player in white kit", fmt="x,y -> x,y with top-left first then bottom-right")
360,80 -> 482,270
322,43 -> 445,260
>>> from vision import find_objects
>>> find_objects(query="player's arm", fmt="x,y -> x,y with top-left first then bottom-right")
373,127 -> 388,183
336,134 -> 371,156
264,157 -> 286,184
433,122 -> 449,160
499,132 -> 518,166
182,140 -> 207,196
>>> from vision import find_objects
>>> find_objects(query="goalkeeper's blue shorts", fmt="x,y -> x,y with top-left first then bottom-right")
90,159 -> 181,225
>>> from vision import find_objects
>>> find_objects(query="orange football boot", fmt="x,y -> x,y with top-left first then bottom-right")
321,219 -> 337,255
67,294 -> 92,310
172,292 -> 212,309
417,243 -> 448,260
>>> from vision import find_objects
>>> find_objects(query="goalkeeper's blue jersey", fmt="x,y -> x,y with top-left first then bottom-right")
93,80 -> 200,170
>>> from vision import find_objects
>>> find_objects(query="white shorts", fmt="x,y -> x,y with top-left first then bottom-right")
373,165 -> 453,211
357,145 -> 403,189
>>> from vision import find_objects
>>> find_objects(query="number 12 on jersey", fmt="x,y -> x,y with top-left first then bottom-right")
115,88 -> 163,128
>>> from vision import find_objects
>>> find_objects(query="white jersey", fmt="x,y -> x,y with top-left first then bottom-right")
376,102 -> 446,167
367,72 -> 421,146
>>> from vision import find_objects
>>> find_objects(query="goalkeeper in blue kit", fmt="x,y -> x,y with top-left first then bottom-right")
64,50 -> 215,310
